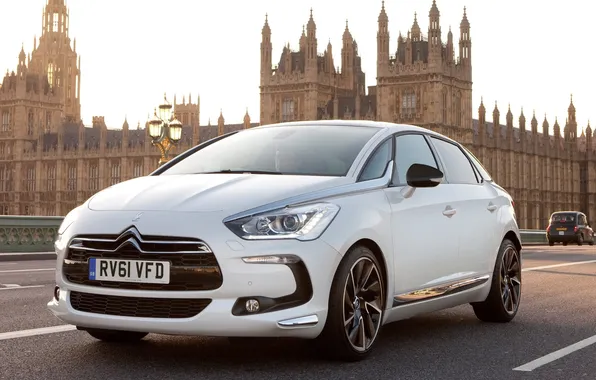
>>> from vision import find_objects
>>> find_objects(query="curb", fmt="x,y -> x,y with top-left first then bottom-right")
0,252 -> 55,262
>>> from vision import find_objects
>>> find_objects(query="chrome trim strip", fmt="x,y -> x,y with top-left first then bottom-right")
392,274 -> 490,307
68,226 -> 212,254
223,161 -> 394,223
277,314 -> 319,328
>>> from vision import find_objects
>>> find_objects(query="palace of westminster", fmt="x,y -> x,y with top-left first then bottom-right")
0,0 -> 594,230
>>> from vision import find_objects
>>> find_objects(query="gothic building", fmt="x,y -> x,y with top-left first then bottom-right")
0,0 -> 257,217
259,1 -> 596,229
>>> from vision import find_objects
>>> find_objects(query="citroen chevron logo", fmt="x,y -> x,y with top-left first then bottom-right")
132,212 -> 143,222
114,227 -> 144,252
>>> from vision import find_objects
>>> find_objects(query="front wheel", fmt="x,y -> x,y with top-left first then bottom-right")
85,328 -> 148,343
316,245 -> 385,362
471,238 -> 521,323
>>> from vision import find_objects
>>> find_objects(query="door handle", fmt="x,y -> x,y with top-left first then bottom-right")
487,203 -> 498,212
442,206 -> 456,217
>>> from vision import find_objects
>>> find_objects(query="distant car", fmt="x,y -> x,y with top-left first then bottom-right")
546,211 -> 594,246
48,120 -> 522,361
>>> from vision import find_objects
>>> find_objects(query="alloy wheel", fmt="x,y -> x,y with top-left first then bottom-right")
342,257 -> 384,352
500,246 -> 521,314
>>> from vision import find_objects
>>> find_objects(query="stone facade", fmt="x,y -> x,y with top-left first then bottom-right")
0,0 -> 258,217
259,1 -> 596,229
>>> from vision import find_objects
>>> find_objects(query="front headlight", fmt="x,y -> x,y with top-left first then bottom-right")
224,202 -> 340,241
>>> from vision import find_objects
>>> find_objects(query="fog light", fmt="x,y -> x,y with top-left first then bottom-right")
245,299 -> 260,313
54,286 -> 60,301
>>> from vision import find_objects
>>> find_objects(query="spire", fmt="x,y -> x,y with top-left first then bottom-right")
411,12 -> 421,40
262,13 -> 271,35
429,0 -> 439,17
307,8 -> 316,33
460,6 -> 470,28
568,93 -> 575,113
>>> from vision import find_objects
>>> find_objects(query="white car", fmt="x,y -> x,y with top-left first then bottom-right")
48,120 -> 522,361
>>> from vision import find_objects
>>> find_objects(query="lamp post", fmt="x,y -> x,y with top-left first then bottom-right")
148,93 -> 183,166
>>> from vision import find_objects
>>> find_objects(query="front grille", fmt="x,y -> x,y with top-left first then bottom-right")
63,227 -> 223,291
69,291 -> 211,319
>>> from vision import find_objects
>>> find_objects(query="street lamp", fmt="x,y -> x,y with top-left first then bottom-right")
148,93 -> 183,166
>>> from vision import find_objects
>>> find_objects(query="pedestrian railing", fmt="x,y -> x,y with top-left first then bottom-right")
0,216 -> 549,254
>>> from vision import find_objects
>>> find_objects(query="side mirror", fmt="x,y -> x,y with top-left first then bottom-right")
406,163 -> 444,188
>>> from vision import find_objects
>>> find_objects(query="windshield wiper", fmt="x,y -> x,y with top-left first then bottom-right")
198,169 -> 284,175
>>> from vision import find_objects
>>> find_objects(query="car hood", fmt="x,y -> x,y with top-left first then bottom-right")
87,174 -> 351,213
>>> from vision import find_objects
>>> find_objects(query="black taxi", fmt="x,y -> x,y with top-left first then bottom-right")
546,211 -> 595,246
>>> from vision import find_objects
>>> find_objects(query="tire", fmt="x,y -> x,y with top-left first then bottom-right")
563,242 -> 568,246
85,328 -> 148,343
548,240 -> 554,246
471,238 -> 521,323
589,235 -> 594,246
577,234 -> 584,246
315,245 -> 385,362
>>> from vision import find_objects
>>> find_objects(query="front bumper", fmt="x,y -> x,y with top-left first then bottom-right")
47,210 -> 343,339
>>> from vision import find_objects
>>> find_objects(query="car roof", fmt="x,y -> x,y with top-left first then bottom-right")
250,120 -> 455,143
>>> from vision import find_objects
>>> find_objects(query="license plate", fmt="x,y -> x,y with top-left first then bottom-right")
89,258 -> 170,284
559,231 -> 564,235
556,228 -> 567,231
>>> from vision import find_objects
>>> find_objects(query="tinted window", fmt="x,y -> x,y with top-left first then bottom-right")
359,139 -> 392,181
392,134 -> 439,186
430,137 -> 479,184
160,125 -> 380,177
461,146 -> 492,181
551,213 -> 576,224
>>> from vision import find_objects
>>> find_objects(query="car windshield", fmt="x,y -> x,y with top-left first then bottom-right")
551,213 -> 576,223
159,124 -> 381,177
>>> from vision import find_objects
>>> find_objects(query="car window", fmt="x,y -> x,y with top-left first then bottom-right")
461,146 -> 492,182
359,139 -> 392,181
551,213 -> 576,223
429,137 -> 479,185
159,125 -> 381,177
392,134 -> 439,186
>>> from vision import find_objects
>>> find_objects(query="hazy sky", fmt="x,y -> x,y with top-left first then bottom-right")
1,0 -> 593,132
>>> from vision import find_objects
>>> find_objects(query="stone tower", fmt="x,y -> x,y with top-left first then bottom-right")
259,10 -> 368,125
376,1 -> 473,144
31,0 -> 82,123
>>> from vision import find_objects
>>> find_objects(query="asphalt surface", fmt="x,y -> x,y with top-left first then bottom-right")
1,245 -> 595,380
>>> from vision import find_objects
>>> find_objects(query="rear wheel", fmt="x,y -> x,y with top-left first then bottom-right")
548,240 -> 554,246
577,234 -> 584,246
85,328 -> 148,343
316,245 -> 385,362
471,238 -> 521,323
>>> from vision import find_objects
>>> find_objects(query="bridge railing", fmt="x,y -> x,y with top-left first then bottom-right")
0,216 -> 549,254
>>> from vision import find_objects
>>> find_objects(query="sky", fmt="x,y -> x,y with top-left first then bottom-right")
0,0 -> 594,133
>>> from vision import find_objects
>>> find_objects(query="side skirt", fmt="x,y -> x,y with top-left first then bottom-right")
391,274 -> 490,308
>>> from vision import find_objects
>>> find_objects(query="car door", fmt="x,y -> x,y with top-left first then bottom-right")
383,133 -> 462,299
427,136 -> 500,277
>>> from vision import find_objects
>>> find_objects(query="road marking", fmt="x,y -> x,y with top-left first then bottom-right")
523,260 -> 596,272
0,285 -> 45,291
513,334 -> 596,371
0,268 -> 54,274
0,325 -> 77,341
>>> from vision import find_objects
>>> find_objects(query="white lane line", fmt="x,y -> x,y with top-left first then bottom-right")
523,260 -> 596,272
0,285 -> 45,291
0,268 -> 54,274
0,325 -> 77,341
513,334 -> 596,371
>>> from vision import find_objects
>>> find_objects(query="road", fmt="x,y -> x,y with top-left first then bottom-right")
1,246 -> 595,380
